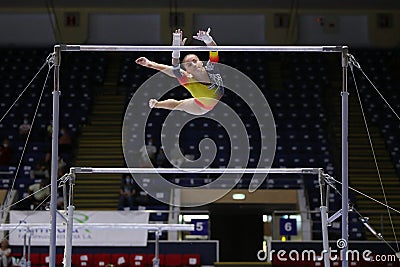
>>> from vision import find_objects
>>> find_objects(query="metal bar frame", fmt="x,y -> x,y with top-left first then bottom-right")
49,44 -> 349,267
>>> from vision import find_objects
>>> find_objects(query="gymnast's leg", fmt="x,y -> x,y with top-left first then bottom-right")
149,98 -> 209,115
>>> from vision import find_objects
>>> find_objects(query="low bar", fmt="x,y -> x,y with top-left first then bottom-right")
59,45 -> 345,53
0,223 -> 194,231
70,167 -> 321,175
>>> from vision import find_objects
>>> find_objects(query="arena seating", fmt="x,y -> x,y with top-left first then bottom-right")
3,47 -> 400,244
0,48 -> 106,209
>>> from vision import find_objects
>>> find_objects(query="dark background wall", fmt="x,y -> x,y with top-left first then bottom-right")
0,0 -> 399,47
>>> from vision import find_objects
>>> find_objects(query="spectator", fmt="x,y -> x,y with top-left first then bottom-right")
169,143 -> 185,168
57,187 -> 66,210
28,179 -> 50,209
30,162 -> 50,181
41,153 -> 68,177
59,127 -> 72,154
18,118 -> 31,140
0,139 -> 13,166
139,139 -> 157,167
0,239 -> 11,267
58,156 -> 67,177
118,174 -> 136,210
156,146 -> 170,168
45,119 -> 53,142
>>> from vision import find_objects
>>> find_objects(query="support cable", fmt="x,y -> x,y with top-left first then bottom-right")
349,54 -> 399,251
9,54 -> 55,194
324,174 -> 400,256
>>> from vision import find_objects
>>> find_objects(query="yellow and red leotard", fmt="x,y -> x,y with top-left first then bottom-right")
173,51 -> 224,110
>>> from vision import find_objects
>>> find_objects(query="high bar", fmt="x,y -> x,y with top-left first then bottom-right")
70,167 -> 322,175
58,45 -> 346,53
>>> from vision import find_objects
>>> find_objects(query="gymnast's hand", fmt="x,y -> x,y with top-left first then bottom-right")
135,57 -> 150,67
172,29 -> 187,59
173,29 -> 187,46
193,28 -> 213,44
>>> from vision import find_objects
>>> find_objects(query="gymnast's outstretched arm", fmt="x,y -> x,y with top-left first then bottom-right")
135,29 -> 188,78
135,57 -> 179,78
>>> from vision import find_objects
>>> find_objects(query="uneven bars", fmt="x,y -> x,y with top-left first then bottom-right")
52,44 -> 349,267
70,167 -> 322,175
59,44 -> 345,53
0,223 -> 194,231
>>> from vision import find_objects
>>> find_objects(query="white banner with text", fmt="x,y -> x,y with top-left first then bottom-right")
9,210 -> 149,246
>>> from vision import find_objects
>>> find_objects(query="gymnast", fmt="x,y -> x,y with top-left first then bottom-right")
135,28 -> 224,115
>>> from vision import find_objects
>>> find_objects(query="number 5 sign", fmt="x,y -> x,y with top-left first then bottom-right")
279,218 -> 297,236
190,219 -> 209,236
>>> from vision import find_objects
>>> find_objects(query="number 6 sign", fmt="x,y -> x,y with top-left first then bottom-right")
280,218 -> 297,236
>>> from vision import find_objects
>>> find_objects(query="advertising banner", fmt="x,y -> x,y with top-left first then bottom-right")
9,210 -> 149,246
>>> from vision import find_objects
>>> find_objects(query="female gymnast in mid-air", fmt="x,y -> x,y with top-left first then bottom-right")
135,28 -> 224,115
